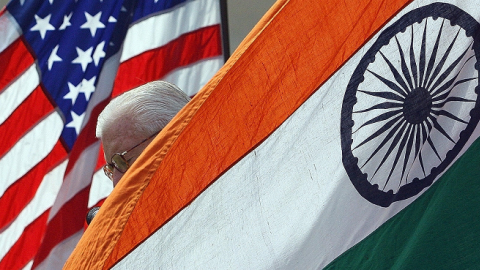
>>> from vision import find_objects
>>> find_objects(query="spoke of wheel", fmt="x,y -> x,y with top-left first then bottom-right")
431,55 -> 475,98
428,114 -> 456,143
408,124 -> 425,181
400,124 -> 415,185
379,51 -> 410,95
412,124 -> 422,175
423,117 -> 444,162
358,88 -> 404,101
361,118 -> 404,171
432,95 -> 476,108
353,109 -> 402,134
430,44 -> 473,96
419,20 -> 428,87
357,116 -> 403,167
426,28 -> 461,89
419,123 -> 429,176
384,123 -> 413,189
410,25 -> 419,89
353,101 -> 402,113
395,35 -> 415,91
427,135 -> 442,161
423,20 -> 444,87
432,78 -> 460,103
370,121 -> 408,187
431,109 -> 469,124
366,69 -> 409,98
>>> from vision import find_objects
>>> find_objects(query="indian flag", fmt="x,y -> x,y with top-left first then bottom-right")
64,0 -> 480,268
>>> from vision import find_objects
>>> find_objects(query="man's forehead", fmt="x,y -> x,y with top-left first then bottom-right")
102,121 -> 138,154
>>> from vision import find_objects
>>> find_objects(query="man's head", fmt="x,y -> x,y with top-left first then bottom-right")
96,80 -> 190,186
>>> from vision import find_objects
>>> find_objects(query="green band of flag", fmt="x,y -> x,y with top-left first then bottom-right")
325,136 -> 480,269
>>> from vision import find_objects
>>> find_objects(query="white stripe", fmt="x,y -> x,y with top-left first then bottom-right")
115,0 -> 480,268
34,230 -> 83,270
163,56 -> 224,96
48,142 -> 101,221
0,112 -> 63,198
0,11 -> 21,53
22,260 -> 33,270
0,160 -> 66,260
0,64 -> 39,125
88,169 -> 113,208
120,0 -> 221,62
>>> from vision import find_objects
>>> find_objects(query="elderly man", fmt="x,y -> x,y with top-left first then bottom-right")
96,80 -> 190,187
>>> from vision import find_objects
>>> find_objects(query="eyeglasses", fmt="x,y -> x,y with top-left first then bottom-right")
103,133 -> 157,180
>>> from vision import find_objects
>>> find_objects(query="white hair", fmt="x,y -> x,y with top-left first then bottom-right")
96,81 -> 190,139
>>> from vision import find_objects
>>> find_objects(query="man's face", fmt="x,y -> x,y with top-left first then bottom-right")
102,125 -> 153,187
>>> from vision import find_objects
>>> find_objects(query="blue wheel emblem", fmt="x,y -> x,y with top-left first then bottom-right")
341,3 -> 480,207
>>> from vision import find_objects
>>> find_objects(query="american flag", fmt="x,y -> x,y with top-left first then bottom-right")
0,0 -> 226,268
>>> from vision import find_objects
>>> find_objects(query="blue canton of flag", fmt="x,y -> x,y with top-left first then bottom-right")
8,0 -> 132,148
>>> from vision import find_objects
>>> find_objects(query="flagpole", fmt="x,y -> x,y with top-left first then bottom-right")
219,0 -> 230,61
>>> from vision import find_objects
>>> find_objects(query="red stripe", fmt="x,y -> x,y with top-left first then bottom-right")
0,211 -> 49,270
32,187 -> 90,268
112,24 -> 222,97
0,141 -> 67,230
0,86 -> 53,158
95,146 -> 106,171
0,38 -> 34,91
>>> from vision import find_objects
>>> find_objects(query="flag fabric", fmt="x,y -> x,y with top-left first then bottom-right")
0,0 -> 225,269
65,0 -> 480,269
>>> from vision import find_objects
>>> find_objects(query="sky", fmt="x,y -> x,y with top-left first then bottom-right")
0,0 -> 277,55
225,0 -> 276,54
